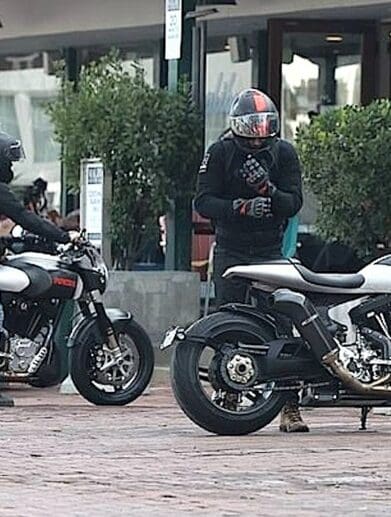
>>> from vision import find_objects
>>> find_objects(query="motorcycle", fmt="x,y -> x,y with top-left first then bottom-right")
0,234 -> 154,405
163,255 -> 391,434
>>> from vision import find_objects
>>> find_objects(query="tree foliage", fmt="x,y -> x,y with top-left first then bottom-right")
296,100 -> 391,257
48,51 -> 203,269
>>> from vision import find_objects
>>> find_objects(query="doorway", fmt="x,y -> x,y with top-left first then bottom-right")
267,19 -> 377,139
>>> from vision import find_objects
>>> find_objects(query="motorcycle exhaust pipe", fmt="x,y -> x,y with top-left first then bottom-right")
269,289 -> 336,363
323,349 -> 391,398
270,289 -> 391,399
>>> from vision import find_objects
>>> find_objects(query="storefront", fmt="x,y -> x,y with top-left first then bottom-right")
0,0 -> 390,252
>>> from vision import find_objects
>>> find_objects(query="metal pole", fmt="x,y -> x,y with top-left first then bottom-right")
191,24 -> 201,105
164,0 -> 196,271
199,19 -> 208,122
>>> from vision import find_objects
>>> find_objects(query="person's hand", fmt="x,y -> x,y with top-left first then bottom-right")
240,156 -> 276,196
232,197 -> 272,218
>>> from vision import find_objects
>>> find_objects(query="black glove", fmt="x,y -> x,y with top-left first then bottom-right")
240,155 -> 276,197
232,197 -> 272,218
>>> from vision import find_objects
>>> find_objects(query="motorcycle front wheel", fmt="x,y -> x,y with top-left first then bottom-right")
171,312 -> 287,435
69,319 -> 154,405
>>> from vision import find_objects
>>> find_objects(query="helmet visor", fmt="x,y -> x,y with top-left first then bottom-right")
230,112 -> 279,139
5,141 -> 26,162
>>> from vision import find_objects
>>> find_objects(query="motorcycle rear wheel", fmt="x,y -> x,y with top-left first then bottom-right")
171,312 -> 287,435
70,319 -> 154,405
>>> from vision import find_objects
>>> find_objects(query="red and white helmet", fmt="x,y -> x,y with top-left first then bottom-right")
229,88 -> 280,139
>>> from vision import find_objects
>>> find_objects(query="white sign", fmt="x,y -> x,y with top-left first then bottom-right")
165,0 -> 182,60
81,159 -> 104,249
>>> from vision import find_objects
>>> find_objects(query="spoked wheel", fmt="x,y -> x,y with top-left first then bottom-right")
70,319 -> 154,405
171,313 -> 287,435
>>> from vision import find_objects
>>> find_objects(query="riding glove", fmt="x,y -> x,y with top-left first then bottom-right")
232,197 -> 272,218
240,155 -> 276,197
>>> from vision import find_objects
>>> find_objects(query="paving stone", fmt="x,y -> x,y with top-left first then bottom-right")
1,385 -> 391,516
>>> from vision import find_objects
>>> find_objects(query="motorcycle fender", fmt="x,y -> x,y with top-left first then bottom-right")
67,308 -> 132,348
219,303 -> 277,333
160,303 -> 277,351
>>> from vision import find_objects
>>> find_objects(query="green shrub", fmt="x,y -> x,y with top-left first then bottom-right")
48,51 -> 202,269
296,100 -> 391,257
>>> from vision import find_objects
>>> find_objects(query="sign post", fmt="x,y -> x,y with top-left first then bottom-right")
80,158 -> 112,268
164,0 -> 196,271
165,0 -> 183,61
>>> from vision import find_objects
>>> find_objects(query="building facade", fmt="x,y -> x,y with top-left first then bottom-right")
0,0 -> 390,218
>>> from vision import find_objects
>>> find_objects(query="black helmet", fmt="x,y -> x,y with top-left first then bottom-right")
0,132 -> 25,183
229,88 -> 280,140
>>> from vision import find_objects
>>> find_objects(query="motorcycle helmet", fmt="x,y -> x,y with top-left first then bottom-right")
0,132 -> 25,184
229,88 -> 280,152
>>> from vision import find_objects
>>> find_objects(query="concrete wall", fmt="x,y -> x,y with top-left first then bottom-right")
103,271 -> 200,364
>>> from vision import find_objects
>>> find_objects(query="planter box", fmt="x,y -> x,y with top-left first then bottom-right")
103,271 -> 200,365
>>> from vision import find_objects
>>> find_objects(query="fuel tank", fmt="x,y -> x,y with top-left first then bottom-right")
3,252 -> 83,299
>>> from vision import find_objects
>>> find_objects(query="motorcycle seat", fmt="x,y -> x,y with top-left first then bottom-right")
294,264 -> 365,289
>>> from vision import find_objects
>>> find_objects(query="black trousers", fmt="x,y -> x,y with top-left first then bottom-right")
213,245 -> 282,308
213,244 -> 297,404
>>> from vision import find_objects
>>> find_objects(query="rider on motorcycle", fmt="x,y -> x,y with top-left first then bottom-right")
0,131 -> 70,405
0,133 -> 69,243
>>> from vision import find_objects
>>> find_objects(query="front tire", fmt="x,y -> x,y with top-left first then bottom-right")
70,319 -> 154,405
171,312 -> 287,435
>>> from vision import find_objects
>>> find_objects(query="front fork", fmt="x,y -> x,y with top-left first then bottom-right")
87,290 -> 122,358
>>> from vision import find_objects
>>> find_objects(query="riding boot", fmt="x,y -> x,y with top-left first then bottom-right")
279,398 -> 309,433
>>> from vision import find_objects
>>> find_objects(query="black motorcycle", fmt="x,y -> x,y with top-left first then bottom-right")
0,234 -> 154,405
163,256 -> 391,434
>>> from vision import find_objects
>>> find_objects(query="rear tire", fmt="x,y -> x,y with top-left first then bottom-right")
70,319 -> 154,405
171,312 -> 287,435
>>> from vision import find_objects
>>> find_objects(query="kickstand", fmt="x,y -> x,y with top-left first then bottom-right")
360,406 -> 371,430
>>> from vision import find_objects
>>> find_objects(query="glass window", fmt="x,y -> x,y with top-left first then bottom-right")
0,96 -> 21,139
281,32 -> 362,139
31,97 -> 61,163
281,32 -> 362,229
79,45 -> 158,87
205,47 -> 252,148
0,51 -> 62,207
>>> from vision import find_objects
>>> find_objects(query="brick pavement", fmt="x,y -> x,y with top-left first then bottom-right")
1,384 -> 391,516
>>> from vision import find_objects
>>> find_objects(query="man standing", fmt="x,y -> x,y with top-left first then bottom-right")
194,88 -> 308,432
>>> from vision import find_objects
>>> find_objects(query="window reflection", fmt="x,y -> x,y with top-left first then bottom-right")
31,97 -> 61,163
0,51 -> 61,206
0,96 -> 21,139
80,46 -> 156,86
205,50 -> 252,148
281,32 -> 362,139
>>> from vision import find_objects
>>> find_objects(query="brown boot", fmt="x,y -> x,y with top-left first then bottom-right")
279,400 -> 309,433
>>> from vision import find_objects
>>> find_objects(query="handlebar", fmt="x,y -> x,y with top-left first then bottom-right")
0,235 -> 45,246
0,234 -> 62,255
0,230 -> 94,259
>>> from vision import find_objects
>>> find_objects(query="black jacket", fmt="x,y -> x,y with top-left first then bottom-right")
0,182 -> 69,243
194,137 -> 303,253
